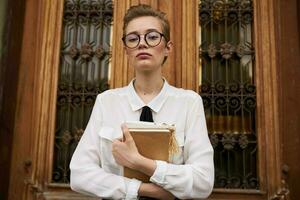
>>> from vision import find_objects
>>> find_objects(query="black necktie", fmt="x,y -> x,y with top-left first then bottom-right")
140,106 -> 154,122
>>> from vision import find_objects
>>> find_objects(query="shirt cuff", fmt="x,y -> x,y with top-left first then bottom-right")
125,178 -> 142,200
150,160 -> 168,185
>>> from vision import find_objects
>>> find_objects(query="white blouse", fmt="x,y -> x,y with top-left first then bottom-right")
70,80 -> 214,199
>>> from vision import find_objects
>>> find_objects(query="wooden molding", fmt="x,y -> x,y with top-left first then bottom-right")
8,0 -> 64,199
42,192 -> 98,200
35,0 -> 64,186
27,0 -> 64,197
110,0 -> 131,88
180,0 -> 199,91
253,0 -> 283,198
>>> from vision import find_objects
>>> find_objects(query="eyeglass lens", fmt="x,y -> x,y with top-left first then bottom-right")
124,31 -> 162,48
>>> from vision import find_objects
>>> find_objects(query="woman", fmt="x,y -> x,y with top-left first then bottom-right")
70,4 -> 214,200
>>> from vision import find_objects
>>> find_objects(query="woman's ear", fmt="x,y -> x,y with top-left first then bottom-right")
164,41 -> 173,56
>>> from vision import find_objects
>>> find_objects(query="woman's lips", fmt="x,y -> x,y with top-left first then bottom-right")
136,52 -> 152,58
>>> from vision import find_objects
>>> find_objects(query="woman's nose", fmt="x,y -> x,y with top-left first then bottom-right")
138,36 -> 148,48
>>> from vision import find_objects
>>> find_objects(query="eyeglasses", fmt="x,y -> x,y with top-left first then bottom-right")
122,31 -> 165,49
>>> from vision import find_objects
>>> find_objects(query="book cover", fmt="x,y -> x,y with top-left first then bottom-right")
123,121 -> 177,182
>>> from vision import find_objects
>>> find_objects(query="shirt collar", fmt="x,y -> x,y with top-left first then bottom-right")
127,78 -> 170,113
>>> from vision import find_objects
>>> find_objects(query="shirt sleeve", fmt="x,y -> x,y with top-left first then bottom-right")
150,95 -> 214,199
70,95 -> 141,200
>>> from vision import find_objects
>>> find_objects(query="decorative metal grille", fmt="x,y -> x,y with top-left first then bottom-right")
199,0 -> 258,189
52,0 -> 113,183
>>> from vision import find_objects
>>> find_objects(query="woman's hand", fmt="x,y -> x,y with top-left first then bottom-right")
112,124 -> 141,169
112,124 -> 157,175
138,183 -> 175,200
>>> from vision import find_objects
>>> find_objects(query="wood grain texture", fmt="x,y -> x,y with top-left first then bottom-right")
8,0 -> 64,199
253,0 -> 284,198
0,0 -> 26,199
276,0 -> 300,199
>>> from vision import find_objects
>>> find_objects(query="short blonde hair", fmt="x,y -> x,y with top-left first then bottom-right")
123,4 -> 170,43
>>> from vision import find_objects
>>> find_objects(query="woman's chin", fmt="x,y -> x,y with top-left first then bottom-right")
135,64 -> 154,71
133,60 -> 161,73
135,68 -> 154,74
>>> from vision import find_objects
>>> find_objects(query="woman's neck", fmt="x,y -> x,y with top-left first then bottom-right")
134,73 -> 164,104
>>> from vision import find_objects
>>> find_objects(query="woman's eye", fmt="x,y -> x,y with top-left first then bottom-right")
126,35 -> 139,42
148,36 -> 159,40
128,38 -> 138,42
147,33 -> 160,40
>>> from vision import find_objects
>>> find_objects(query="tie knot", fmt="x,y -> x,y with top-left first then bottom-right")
140,106 -> 154,122
142,106 -> 151,111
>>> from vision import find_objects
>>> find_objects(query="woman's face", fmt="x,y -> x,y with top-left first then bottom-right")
124,16 -> 172,73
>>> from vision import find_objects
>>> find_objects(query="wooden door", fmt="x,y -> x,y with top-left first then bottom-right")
6,0 -> 295,199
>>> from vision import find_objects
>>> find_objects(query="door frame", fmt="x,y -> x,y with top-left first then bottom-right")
7,0 -> 289,199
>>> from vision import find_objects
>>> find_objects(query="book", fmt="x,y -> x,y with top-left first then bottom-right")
123,121 -> 178,183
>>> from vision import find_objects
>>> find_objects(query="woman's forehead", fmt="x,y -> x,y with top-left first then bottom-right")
126,16 -> 163,34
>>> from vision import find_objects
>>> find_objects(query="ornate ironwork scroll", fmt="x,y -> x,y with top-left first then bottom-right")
52,0 -> 113,183
199,0 -> 257,189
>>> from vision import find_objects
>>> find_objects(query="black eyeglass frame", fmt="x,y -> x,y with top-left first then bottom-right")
122,31 -> 165,49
